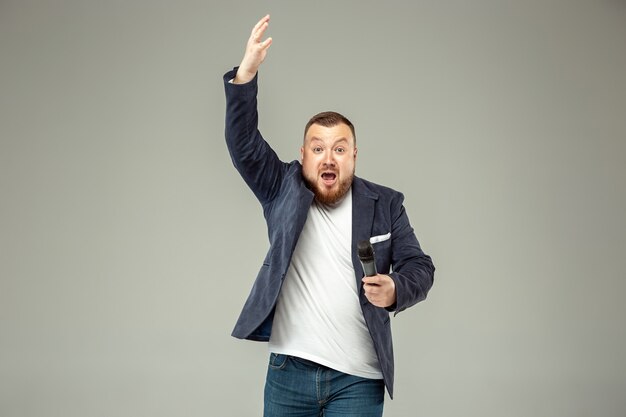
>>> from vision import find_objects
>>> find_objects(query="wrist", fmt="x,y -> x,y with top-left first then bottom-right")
234,66 -> 257,84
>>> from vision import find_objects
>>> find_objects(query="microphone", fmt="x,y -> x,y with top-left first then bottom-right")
358,240 -> 377,277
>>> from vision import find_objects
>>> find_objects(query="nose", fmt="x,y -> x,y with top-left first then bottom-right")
322,150 -> 336,167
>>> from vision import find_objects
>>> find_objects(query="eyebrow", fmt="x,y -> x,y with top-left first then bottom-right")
309,137 -> 350,145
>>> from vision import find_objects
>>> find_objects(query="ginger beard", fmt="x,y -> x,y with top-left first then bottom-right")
300,123 -> 357,205
303,165 -> 355,205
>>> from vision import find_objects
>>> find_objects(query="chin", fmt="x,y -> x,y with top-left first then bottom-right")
311,178 -> 353,205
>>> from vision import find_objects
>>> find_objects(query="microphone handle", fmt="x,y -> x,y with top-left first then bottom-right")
361,259 -> 377,277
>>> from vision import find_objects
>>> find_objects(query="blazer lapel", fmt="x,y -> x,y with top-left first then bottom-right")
351,177 -> 379,286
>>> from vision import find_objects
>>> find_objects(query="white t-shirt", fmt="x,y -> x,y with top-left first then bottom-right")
268,188 -> 383,379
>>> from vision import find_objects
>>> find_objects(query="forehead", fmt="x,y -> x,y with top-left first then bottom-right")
304,123 -> 354,146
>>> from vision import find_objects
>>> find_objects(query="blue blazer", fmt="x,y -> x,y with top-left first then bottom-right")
223,68 -> 435,397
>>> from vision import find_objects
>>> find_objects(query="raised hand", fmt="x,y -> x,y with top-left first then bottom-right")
234,15 -> 273,84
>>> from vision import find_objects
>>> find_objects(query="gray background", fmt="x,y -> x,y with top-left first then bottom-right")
1,0 -> 625,416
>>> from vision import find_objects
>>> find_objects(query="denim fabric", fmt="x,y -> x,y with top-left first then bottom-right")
264,353 -> 384,417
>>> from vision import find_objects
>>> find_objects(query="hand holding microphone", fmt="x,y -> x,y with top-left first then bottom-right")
358,240 -> 397,308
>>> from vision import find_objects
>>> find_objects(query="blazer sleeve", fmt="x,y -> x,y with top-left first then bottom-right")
223,68 -> 286,205
387,193 -> 435,315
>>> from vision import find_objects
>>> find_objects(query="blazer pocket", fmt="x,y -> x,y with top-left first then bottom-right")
370,232 -> 391,244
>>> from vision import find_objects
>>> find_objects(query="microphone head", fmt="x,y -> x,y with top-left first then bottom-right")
357,240 -> 374,260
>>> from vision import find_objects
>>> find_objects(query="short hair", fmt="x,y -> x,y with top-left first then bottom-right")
303,111 -> 356,145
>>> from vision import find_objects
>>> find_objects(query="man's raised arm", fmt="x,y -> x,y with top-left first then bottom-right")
224,15 -> 284,206
233,14 -> 273,84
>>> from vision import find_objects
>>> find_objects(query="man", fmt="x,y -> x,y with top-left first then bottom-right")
224,15 -> 435,417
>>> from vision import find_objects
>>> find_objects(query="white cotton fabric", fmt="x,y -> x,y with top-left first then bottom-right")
269,188 -> 383,379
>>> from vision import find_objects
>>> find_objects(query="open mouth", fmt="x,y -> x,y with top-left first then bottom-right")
321,172 -> 337,185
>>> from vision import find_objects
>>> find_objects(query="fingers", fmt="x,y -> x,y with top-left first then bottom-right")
363,280 -> 382,299
251,14 -> 270,42
251,14 -> 270,35
260,36 -> 273,50
362,275 -> 383,286
248,15 -> 272,53
363,287 -> 386,307
235,15 -> 272,84
362,275 -> 396,308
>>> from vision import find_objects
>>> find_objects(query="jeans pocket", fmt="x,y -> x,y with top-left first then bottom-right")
268,353 -> 288,370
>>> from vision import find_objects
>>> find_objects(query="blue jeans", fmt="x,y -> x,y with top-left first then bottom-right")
264,353 -> 384,417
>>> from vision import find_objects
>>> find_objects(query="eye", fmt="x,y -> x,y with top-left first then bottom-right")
335,147 -> 346,153
313,146 -> 323,153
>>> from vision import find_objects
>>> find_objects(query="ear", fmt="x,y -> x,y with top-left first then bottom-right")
300,146 -> 304,163
353,147 -> 358,160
